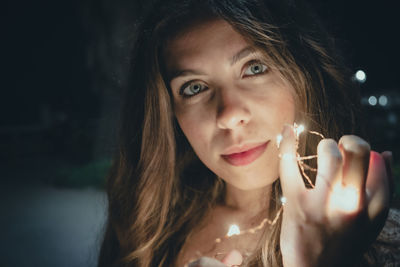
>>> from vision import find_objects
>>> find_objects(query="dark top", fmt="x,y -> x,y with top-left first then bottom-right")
363,208 -> 400,266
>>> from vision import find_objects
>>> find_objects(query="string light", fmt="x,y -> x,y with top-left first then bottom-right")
227,225 -> 241,237
186,123 -> 362,266
201,123 -> 321,264
187,123 -> 330,265
292,123 -> 324,189
295,124 -> 305,137
276,134 -> 283,148
280,196 -> 287,206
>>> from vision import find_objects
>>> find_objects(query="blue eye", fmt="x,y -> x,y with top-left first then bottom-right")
180,82 -> 207,97
243,62 -> 268,76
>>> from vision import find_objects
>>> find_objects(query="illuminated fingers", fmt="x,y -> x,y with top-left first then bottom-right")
278,126 -> 387,225
278,125 -> 306,198
338,135 -> 370,210
316,139 -> 360,218
314,139 -> 343,208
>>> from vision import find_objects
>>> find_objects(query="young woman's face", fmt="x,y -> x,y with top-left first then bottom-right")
164,19 -> 296,190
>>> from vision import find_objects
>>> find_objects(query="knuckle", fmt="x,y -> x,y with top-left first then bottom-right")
313,211 -> 329,225
339,135 -> 371,155
318,139 -> 342,164
318,138 -> 338,152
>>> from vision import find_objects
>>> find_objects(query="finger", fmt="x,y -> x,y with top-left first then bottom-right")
279,124 -> 306,198
314,139 -> 343,206
366,151 -> 390,221
188,257 -> 227,267
381,151 -> 394,199
338,135 -> 370,208
221,250 -> 243,266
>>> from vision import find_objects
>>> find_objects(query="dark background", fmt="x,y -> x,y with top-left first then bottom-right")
1,0 -> 399,266
2,0 -> 399,165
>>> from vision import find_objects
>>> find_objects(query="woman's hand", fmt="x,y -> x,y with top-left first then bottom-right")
187,250 -> 243,267
278,125 -> 392,267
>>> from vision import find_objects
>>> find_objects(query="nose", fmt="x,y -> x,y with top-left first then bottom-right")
216,89 -> 251,130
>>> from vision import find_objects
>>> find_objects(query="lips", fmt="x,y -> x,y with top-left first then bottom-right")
221,141 -> 269,166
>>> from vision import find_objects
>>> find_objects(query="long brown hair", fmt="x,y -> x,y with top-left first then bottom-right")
98,0 -> 362,266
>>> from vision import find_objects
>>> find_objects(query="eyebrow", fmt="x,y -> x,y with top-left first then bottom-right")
230,46 -> 257,66
168,46 -> 257,82
168,69 -> 205,83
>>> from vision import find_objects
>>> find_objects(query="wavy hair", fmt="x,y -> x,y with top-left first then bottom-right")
98,0 -> 362,266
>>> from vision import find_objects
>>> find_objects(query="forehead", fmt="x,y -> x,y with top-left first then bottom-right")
163,19 -> 250,74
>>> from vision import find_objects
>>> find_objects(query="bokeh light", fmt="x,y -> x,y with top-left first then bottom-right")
368,96 -> 377,106
378,95 -> 388,106
355,70 -> 367,83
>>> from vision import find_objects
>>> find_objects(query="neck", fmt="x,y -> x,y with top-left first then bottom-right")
224,184 -> 272,216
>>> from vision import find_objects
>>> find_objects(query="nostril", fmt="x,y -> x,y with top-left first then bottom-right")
216,104 -> 251,130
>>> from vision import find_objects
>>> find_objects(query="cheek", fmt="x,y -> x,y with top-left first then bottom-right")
282,98 -> 296,124
250,77 -> 297,123
258,91 -> 296,128
175,110 -> 211,155
278,90 -> 297,123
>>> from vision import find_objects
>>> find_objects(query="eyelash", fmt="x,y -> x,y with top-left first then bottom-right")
178,60 -> 268,98
179,81 -> 209,98
242,60 -> 269,78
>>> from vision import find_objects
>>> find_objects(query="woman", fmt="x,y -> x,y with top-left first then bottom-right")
98,0 -> 397,266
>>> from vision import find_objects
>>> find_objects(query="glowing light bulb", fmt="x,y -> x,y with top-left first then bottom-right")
276,134 -> 283,148
328,183 -> 359,213
297,124 -> 305,134
227,224 -> 240,237
295,124 -> 305,138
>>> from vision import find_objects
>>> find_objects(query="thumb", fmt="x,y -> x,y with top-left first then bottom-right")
221,249 -> 243,266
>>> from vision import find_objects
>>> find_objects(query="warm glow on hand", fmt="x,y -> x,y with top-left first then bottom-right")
328,183 -> 360,213
294,124 -> 305,137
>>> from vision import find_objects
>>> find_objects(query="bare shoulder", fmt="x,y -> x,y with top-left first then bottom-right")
363,208 -> 400,266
